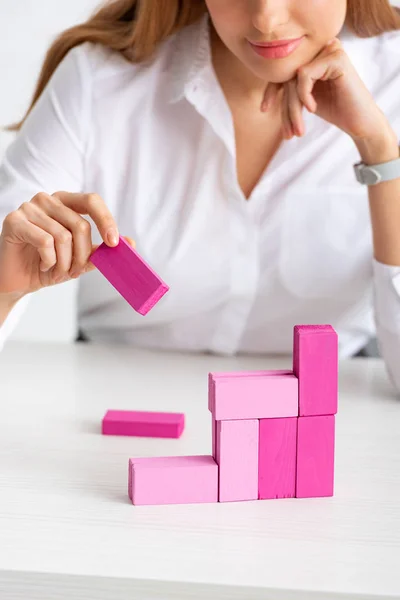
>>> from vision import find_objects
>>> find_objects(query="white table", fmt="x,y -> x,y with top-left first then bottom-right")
1,341 -> 400,600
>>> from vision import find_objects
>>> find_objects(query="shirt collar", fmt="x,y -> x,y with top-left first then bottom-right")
166,12 -> 212,104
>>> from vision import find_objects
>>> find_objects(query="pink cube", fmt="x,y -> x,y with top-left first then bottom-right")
128,455 -> 218,505
90,236 -> 169,315
209,371 -> 298,420
216,419 -> 259,502
102,410 -> 184,438
293,325 -> 338,416
259,417 -> 297,500
296,415 -> 335,498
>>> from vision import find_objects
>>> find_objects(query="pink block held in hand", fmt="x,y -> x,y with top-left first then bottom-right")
102,410 -> 185,438
90,236 -> 169,315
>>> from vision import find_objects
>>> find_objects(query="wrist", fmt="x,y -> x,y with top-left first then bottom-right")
353,127 -> 399,165
0,291 -> 25,309
0,292 -> 25,328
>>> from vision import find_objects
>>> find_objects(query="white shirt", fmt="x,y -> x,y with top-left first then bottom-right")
1,13 -> 400,390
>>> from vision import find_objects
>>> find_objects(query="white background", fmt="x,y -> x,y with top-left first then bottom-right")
1,1 -> 400,342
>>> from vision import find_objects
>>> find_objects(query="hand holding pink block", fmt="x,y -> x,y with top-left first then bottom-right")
102,410 -> 185,438
90,236 -> 169,315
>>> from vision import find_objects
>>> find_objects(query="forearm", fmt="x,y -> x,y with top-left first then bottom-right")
353,128 -> 400,266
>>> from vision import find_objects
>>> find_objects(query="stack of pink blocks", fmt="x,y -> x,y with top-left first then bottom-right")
128,324 -> 338,506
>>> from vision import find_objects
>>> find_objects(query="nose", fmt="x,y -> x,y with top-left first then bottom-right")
250,0 -> 290,36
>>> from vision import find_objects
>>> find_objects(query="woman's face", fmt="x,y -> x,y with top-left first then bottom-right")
205,0 -> 348,83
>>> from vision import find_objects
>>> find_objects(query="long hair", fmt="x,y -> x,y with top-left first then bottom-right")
7,0 -> 400,131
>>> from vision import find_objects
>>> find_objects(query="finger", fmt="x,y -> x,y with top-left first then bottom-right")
297,45 -> 345,113
281,85 -> 293,139
51,192 -> 119,247
261,82 -> 281,112
287,79 -> 305,137
21,201 -> 73,278
3,210 -> 56,271
123,236 -> 136,249
32,193 -> 93,277
296,67 -> 318,113
85,235 -> 136,275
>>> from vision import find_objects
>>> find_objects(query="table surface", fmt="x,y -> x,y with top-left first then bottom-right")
1,341 -> 400,600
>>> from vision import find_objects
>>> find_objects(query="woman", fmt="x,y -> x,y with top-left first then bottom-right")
0,0 -> 400,389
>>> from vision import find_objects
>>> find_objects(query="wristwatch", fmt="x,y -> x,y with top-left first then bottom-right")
354,148 -> 400,185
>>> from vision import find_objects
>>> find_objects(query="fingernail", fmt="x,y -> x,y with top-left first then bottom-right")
106,228 -> 119,246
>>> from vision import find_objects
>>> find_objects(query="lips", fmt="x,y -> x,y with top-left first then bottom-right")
248,37 -> 304,59
251,37 -> 303,47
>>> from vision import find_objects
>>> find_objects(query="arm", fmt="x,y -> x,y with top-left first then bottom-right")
353,129 -> 400,393
0,43 -> 91,347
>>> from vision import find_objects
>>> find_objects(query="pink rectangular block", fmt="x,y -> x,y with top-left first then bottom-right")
102,410 -> 184,438
293,325 -> 338,416
128,455 -> 218,505
90,236 -> 169,315
296,415 -> 335,498
216,419 -> 259,502
209,371 -> 298,420
208,370 -> 292,412
211,414 -> 216,458
258,417 -> 297,500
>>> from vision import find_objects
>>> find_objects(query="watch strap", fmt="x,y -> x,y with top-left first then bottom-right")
354,149 -> 400,185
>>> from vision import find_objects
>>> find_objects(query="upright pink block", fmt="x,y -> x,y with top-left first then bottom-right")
209,371 -> 298,420
128,455 -> 218,505
293,325 -> 338,416
216,420 -> 259,502
102,410 -> 184,438
90,236 -> 169,315
211,414 -> 217,459
296,415 -> 335,498
258,417 -> 297,500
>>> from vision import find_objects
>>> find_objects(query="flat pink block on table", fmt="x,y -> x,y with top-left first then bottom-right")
128,455 -> 218,505
296,415 -> 335,498
216,419 -> 259,502
90,236 -> 169,315
209,371 -> 298,420
102,410 -> 184,438
258,417 -> 297,500
293,325 -> 338,417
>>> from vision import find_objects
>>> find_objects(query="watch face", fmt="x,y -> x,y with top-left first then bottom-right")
364,168 -> 381,185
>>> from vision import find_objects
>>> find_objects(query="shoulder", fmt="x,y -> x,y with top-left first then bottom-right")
341,25 -> 400,85
64,36 -> 177,94
371,27 -> 400,76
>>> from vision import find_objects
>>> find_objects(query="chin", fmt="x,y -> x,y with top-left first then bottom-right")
250,62 -> 299,84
